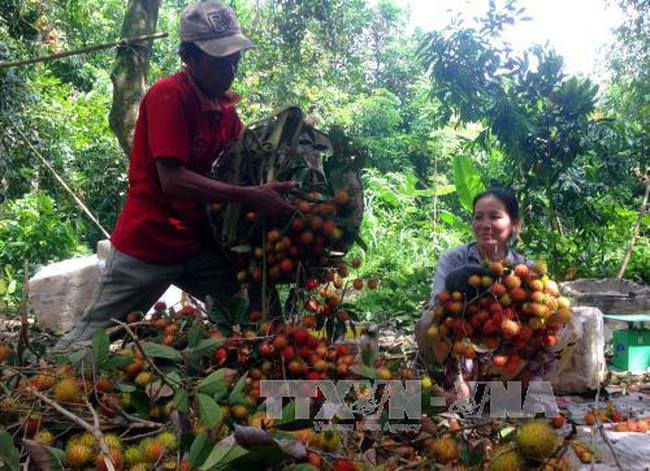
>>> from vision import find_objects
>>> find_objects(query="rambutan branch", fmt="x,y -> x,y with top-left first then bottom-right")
85,400 -> 115,471
27,387 -> 94,433
112,319 -> 180,389
23,375 -> 113,471
119,428 -> 165,443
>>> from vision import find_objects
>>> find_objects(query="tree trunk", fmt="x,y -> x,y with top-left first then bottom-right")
617,178 -> 650,279
109,0 -> 162,158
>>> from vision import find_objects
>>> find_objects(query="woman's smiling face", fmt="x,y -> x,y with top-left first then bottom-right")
472,195 -> 518,255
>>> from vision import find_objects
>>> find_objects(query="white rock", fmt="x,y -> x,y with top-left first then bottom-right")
29,254 -> 104,334
560,278 -> 650,314
29,240 -> 185,334
545,306 -> 606,394
97,239 -> 111,261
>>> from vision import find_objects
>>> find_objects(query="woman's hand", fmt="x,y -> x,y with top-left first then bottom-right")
415,308 -> 437,363
444,265 -> 493,296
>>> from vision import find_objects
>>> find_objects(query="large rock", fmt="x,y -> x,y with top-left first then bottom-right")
28,240 -> 184,334
29,253 -> 105,334
545,306 -> 607,394
560,278 -> 650,314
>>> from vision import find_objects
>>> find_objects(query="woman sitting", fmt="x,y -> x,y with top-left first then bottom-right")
415,188 -> 563,402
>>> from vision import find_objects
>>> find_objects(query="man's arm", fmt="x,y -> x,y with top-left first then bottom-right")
155,158 -> 295,217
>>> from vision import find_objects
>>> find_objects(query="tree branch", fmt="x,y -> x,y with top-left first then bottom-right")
0,32 -> 167,69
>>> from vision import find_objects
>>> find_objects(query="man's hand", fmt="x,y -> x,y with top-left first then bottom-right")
248,181 -> 297,217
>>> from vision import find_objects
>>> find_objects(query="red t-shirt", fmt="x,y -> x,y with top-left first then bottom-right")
111,71 -> 243,263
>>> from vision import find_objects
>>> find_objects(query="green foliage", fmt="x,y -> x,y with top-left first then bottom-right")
453,155 -> 485,212
0,191 -> 86,307
418,0 -> 644,279
351,170 -> 464,327
0,191 -> 86,265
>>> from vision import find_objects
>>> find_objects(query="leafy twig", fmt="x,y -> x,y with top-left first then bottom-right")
27,385 -> 114,470
113,404 -> 162,429
120,428 -> 165,442
27,387 -> 94,432
112,319 -> 180,389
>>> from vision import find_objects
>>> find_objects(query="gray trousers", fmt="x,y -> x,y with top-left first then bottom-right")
57,244 -> 244,346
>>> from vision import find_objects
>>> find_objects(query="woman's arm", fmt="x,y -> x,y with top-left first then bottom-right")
415,247 -> 465,362
429,248 -> 463,303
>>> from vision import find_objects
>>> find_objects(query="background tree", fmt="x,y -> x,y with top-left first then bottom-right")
604,0 -> 650,278
418,1 -> 640,279
109,0 -> 162,157
0,0 -> 647,327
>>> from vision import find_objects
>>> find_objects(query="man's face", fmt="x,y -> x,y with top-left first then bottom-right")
187,50 -> 241,97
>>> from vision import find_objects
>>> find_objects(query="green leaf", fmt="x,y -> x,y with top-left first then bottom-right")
92,330 -> 109,368
174,389 -> 189,413
453,154 -> 484,212
48,447 -> 66,468
207,302 -> 229,326
642,214 -> 650,227
198,370 -> 229,397
141,342 -> 182,361
360,344 -> 377,367
117,383 -> 136,392
188,322 -> 204,348
198,393 -> 223,428
107,354 -> 133,369
232,297 -> 248,326
68,349 -> 89,365
199,436 -> 249,471
22,439 -> 65,471
228,373 -> 248,405
131,391 -> 151,417
167,370 -> 182,385
273,400 -> 296,427
273,400 -> 311,429
433,184 -> 456,196
0,428 -> 20,471
190,338 -> 222,358
349,364 -> 378,379
499,426 -> 516,439
0,280 -> 6,296
334,321 -> 346,340
374,185 -> 400,207
439,210 -> 470,233
189,432 -> 210,468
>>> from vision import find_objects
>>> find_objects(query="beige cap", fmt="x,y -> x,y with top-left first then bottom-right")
180,0 -> 254,57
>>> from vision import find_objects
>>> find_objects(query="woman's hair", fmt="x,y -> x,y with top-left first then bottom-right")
178,41 -> 205,63
472,188 -> 520,221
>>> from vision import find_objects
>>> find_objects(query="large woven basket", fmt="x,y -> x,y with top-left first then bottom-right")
207,106 -> 364,263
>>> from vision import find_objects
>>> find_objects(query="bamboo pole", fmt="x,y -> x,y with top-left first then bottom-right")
0,32 -> 168,69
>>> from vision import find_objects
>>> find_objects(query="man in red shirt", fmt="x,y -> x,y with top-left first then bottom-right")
54,0 -> 293,350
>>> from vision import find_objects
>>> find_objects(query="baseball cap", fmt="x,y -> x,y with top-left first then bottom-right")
180,0 -> 254,58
